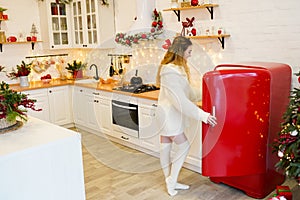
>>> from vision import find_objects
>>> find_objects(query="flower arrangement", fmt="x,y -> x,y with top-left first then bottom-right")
115,9 -> 164,47
7,60 -> 32,79
272,71 -> 300,184
0,81 -> 41,124
66,60 -> 87,73
66,60 -> 87,78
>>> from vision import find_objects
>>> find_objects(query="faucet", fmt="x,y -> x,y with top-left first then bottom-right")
89,64 -> 100,80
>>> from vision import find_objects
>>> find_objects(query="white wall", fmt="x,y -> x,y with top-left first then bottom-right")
0,0 -> 299,86
156,0 -> 300,87
0,0 -> 42,83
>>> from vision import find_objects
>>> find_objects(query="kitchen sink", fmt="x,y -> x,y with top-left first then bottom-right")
74,79 -> 99,84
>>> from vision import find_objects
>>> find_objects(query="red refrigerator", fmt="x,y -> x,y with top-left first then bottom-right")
202,62 -> 291,199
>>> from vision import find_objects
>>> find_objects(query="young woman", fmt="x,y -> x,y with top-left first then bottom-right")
156,36 -> 217,196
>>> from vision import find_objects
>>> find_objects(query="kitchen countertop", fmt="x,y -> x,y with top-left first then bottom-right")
10,78 -> 202,106
9,79 -> 160,101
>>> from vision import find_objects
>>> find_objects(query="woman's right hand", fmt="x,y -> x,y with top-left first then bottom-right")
207,115 -> 217,127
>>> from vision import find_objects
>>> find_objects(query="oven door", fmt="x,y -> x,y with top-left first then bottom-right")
112,100 -> 139,137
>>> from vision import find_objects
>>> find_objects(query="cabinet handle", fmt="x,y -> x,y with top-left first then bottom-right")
49,90 -> 52,93
152,104 -> 157,107
83,44 -> 87,47
94,100 -> 99,103
121,136 -> 129,140
93,92 -> 100,95
80,89 -> 83,92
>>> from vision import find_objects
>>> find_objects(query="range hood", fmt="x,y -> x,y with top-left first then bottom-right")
128,0 -> 156,33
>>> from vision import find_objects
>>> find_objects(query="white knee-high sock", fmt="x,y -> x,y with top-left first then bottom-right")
160,143 -> 172,178
169,140 -> 190,185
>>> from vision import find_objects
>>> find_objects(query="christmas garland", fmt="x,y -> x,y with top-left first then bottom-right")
115,9 -> 163,47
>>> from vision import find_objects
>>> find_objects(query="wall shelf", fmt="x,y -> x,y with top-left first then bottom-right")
187,34 -> 230,49
0,41 -> 42,52
163,4 -> 219,21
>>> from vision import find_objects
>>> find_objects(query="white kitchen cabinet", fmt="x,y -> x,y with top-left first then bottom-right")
46,0 -> 73,49
138,99 -> 160,155
72,86 -> 86,126
97,91 -> 112,135
72,86 -> 100,132
25,88 -> 50,122
48,85 -> 73,126
71,0 -> 115,48
185,119 -> 202,173
24,86 -> 73,127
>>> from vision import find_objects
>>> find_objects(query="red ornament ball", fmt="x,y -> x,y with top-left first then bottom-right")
191,0 -> 199,6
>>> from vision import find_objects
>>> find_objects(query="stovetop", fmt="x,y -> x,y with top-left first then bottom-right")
113,84 -> 159,94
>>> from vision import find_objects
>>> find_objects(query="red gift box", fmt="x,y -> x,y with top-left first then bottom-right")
276,186 -> 292,200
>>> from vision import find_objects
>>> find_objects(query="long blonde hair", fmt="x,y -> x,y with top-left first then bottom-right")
156,36 -> 192,86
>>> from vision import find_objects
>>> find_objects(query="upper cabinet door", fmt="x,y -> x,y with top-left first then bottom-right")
71,0 -> 115,48
71,0 -> 100,48
47,0 -> 72,49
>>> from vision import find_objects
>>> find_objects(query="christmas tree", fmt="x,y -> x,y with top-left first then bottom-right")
30,23 -> 38,36
273,70 -> 300,184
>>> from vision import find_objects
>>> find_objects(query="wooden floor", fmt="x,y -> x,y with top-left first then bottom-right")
78,129 -> 299,200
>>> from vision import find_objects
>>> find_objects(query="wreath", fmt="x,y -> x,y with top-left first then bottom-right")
115,9 -> 163,47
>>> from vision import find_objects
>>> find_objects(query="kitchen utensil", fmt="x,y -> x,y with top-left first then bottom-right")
130,69 -> 143,85
109,57 -> 114,77
118,57 -> 123,75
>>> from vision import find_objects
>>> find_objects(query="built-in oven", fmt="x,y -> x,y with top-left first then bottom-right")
112,99 -> 139,137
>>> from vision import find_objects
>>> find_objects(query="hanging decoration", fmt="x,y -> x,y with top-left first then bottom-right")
272,70 -> 300,185
162,39 -> 171,50
115,9 -> 164,47
181,17 -> 196,36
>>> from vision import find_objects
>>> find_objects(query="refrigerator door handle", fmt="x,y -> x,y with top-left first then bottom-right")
212,106 -> 216,117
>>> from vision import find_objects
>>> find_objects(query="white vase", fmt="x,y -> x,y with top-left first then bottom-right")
171,0 -> 179,8
19,76 -> 29,87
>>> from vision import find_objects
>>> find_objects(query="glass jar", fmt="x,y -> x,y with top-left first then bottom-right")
0,31 -> 6,43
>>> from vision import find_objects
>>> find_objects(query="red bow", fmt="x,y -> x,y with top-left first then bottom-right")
162,39 -> 171,50
182,17 -> 195,28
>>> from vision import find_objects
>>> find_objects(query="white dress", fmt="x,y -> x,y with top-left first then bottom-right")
156,64 -> 210,136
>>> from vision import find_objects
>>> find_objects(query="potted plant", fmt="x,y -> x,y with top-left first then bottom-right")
0,81 -> 41,131
0,7 -> 7,19
66,60 -> 87,79
7,60 -> 32,87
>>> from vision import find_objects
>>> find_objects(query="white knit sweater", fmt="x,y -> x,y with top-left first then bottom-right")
156,64 -> 210,136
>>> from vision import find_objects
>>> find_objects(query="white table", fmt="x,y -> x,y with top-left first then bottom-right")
0,117 -> 86,200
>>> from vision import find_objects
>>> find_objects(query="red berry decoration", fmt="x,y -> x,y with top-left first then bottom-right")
191,0 -> 199,6
191,28 -> 197,36
41,74 -> 52,80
